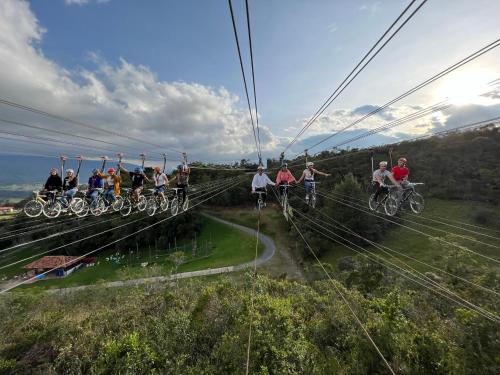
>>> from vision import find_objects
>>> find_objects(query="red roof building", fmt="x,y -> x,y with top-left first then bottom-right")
24,256 -> 81,270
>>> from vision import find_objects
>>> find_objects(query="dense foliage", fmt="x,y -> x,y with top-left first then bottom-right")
0,248 -> 498,374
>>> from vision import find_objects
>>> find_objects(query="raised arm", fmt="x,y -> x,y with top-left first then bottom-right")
265,175 -> 276,186
120,165 -> 129,174
314,168 -> 331,177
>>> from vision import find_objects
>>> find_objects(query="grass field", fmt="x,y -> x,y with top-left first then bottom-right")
11,216 -> 264,290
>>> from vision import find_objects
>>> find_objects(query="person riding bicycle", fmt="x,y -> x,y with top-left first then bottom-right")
43,168 -> 63,194
297,162 -> 331,203
251,165 -> 275,209
391,157 -> 410,185
98,168 -> 121,206
153,166 -> 169,202
120,166 -> 149,203
86,168 -> 104,204
61,169 -> 78,207
171,164 -> 190,204
275,163 -> 296,199
372,161 -> 399,201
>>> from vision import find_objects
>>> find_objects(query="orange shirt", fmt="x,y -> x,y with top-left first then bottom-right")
276,170 -> 296,184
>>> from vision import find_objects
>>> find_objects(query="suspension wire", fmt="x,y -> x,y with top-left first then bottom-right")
0,177 -> 243,293
227,0 -> 261,163
245,207 -> 261,375
283,0 -> 426,153
285,211 -> 396,375
245,0 -> 262,162
301,38 -> 500,152
291,208 -> 500,323
290,198 -> 499,297
0,118 -> 145,154
309,187 -> 500,263
0,176 -> 244,255
318,188 -> 500,250
0,176 -> 245,272
279,116 -> 500,171
320,190 -> 500,242
0,98 -> 184,154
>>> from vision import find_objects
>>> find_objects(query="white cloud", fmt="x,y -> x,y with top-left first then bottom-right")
64,0 -> 90,5
359,1 -> 381,14
327,23 -> 338,33
0,0 -> 279,164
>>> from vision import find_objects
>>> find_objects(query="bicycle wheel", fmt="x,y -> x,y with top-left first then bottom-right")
368,194 -> 379,211
111,196 -> 124,212
43,201 -> 62,219
160,196 -> 169,212
171,199 -> 179,216
76,201 -> 89,217
137,195 -> 147,212
384,196 -> 399,216
146,198 -> 157,217
410,192 -> 425,214
69,198 -> 83,214
120,198 -> 132,217
90,198 -> 105,216
182,197 -> 189,212
24,200 -> 43,217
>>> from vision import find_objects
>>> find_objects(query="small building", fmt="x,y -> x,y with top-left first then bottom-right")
0,207 -> 14,214
24,256 -> 84,278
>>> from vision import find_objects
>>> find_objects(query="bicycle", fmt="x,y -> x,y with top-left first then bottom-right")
23,191 -> 47,217
253,190 -> 266,211
75,189 -> 107,217
368,184 -> 399,214
119,188 -> 147,217
385,182 -> 425,217
305,181 -> 319,208
278,184 -> 293,219
57,192 -> 84,215
41,190 -> 63,219
146,188 -> 169,217
170,187 -> 189,216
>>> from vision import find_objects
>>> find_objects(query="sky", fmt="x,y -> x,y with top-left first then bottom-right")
0,0 -> 499,170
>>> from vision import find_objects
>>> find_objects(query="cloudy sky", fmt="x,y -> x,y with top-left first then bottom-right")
0,0 -> 499,168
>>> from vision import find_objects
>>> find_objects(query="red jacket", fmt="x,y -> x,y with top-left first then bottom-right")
392,166 -> 409,181
276,170 -> 296,184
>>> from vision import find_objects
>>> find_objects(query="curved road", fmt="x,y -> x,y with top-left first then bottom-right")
49,213 -> 275,294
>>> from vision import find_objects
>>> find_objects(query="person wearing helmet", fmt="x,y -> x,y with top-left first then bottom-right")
98,167 -> 121,206
43,168 -> 63,194
171,164 -> 190,204
372,161 -> 399,201
275,163 -> 296,199
120,165 -> 149,203
391,157 -> 410,184
251,165 -> 275,209
153,166 -> 169,201
86,168 -> 104,204
297,161 -> 331,203
61,168 -> 79,207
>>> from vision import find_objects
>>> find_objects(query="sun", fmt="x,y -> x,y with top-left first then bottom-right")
435,69 -> 497,105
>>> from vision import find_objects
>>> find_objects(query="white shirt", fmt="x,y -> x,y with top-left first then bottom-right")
303,168 -> 315,181
252,173 -> 275,190
373,169 -> 391,183
154,173 -> 168,187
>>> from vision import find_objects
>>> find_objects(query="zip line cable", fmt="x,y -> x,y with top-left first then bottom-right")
0,98 -> 184,154
286,212 -> 396,375
0,176 -> 243,293
245,207 -> 261,375
245,0 -> 262,161
292,209 -> 500,324
301,38 -> 500,152
290,198 -> 499,297
283,0 -> 426,153
0,177 -> 244,272
227,0 -> 261,163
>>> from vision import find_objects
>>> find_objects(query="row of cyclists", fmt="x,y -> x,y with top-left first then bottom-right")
250,157 -> 423,215
37,164 -> 191,217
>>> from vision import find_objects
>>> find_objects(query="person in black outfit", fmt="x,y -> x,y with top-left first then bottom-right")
43,168 -> 62,193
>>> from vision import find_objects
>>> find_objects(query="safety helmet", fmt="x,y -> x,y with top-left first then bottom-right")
92,168 -> 99,174
107,167 -> 115,174
281,163 -> 288,168
177,164 -> 183,170
50,167 -> 58,174
257,165 -> 264,170
134,167 -> 142,174
66,169 -> 74,174
306,162 -> 314,168
379,161 -> 388,167
154,166 -> 161,173
398,157 -> 408,164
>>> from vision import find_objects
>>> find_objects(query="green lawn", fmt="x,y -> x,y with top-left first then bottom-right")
13,216 -> 264,290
